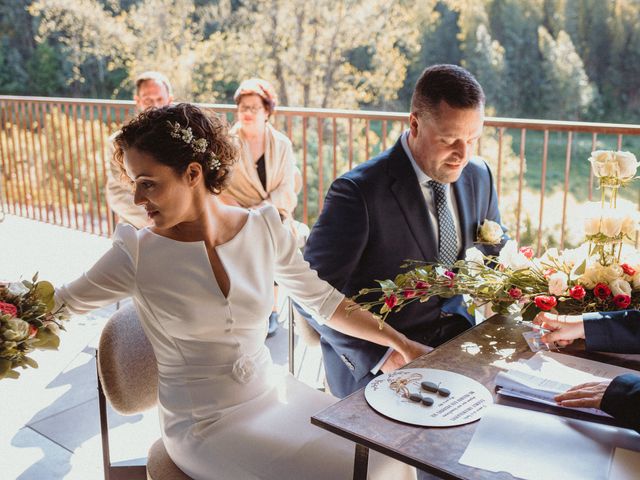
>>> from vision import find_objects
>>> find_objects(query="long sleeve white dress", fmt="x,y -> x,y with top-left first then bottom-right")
56,205 -> 415,480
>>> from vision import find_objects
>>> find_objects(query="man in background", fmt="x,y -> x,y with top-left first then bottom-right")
106,71 -> 173,228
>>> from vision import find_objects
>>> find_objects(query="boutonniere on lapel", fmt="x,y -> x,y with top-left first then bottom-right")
476,220 -> 503,245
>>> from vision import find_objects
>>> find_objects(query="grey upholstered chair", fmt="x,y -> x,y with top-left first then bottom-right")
97,302 -> 192,480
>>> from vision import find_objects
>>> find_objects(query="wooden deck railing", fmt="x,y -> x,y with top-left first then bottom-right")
1,95 -> 640,252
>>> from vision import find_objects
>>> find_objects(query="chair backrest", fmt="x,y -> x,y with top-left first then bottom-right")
97,302 -> 158,415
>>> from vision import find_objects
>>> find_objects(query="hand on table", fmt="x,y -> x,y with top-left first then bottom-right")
533,312 -> 585,347
554,380 -> 610,409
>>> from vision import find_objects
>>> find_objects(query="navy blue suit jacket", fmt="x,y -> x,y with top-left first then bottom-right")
583,310 -> 640,432
303,137 -> 505,397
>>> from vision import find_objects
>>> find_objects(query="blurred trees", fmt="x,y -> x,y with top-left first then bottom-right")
1,0 -> 639,121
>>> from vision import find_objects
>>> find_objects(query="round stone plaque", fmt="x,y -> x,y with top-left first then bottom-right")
364,368 -> 493,427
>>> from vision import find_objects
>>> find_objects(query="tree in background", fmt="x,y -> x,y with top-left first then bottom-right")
30,0 -> 426,109
194,0 -> 425,109
538,27 -> 597,120
3,0 -> 639,122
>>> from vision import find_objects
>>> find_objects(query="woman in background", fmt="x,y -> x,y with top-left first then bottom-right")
220,78 -> 301,336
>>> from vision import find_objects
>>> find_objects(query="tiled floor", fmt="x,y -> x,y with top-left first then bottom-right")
0,215 -> 324,480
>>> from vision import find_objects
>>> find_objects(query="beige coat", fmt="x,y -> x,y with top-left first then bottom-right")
225,122 -> 298,218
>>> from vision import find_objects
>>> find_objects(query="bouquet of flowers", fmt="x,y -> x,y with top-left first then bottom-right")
353,150 -> 640,327
0,274 -> 68,380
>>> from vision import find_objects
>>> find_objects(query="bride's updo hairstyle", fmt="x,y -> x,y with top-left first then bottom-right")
113,103 -> 237,194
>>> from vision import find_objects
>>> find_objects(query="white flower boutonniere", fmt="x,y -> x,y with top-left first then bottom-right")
476,220 -> 503,245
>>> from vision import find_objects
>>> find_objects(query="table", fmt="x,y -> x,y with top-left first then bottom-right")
311,315 -> 640,479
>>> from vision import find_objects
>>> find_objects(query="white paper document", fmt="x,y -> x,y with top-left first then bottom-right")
459,404 -> 640,480
495,351 -> 638,416
610,448 -> 640,480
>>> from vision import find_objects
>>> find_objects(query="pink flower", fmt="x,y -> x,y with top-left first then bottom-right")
569,285 -> 586,300
508,287 -> 523,299
622,264 -> 636,276
0,302 -> 18,317
613,294 -> 631,309
414,281 -> 430,290
534,295 -> 557,311
594,283 -> 612,299
444,271 -> 455,279
384,294 -> 398,309
519,246 -> 534,259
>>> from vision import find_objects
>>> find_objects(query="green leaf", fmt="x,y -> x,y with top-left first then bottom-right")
34,281 -> 56,312
574,259 -> 586,276
0,359 -> 15,380
377,279 -> 397,292
33,329 -> 60,350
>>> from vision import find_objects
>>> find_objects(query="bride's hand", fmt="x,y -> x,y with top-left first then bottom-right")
398,339 -> 433,365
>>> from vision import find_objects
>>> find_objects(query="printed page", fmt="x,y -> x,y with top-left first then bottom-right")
494,351 -> 638,416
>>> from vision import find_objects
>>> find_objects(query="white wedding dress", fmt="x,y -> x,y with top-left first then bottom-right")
56,206 -> 415,480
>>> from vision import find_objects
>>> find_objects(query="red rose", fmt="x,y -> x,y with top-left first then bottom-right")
508,287 -> 523,299
415,281 -> 430,290
593,283 -> 612,299
384,294 -> 398,309
28,324 -> 38,338
613,294 -> 631,309
0,302 -> 18,317
444,271 -> 455,279
534,295 -> 557,311
403,289 -> 416,299
519,246 -> 534,259
569,285 -> 586,300
621,264 -> 636,276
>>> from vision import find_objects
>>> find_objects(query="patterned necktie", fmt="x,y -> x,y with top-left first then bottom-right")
428,180 -> 458,266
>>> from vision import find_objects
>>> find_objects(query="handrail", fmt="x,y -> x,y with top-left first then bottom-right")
1,95 -> 639,252
1,95 -> 639,132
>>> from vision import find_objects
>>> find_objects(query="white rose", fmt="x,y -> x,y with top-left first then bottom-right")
584,216 -> 601,236
498,240 -> 530,270
621,214 -> 638,237
478,220 -> 503,244
600,213 -> 623,237
548,272 -> 569,296
610,278 -> 632,297
561,244 -> 589,268
589,150 -> 614,177
602,264 -> 624,282
464,247 -> 484,275
579,265 -> 599,289
615,151 -> 639,179
3,318 -> 29,341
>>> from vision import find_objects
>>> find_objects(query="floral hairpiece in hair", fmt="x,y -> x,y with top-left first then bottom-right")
206,152 -> 221,171
168,121 -> 209,154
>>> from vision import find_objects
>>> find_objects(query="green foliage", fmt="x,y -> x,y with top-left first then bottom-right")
26,42 -> 68,96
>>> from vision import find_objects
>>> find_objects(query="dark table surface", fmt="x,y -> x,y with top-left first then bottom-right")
311,315 -> 640,479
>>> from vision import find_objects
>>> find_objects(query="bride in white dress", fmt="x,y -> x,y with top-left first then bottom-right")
56,104 -> 423,479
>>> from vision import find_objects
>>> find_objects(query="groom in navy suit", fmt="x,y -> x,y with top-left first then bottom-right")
301,64 -> 506,398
